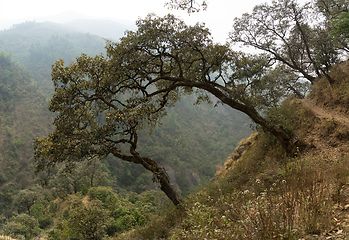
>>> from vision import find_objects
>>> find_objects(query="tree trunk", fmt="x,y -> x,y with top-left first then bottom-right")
155,167 -> 182,206
179,81 -> 296,153
135,155 -> 183,206
113,149 -> 182,206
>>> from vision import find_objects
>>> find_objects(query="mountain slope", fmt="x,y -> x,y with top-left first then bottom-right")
0,53 -> 52,215
0,21 -> 252,209
117,61 -> 349,239
0,21 -> 106,95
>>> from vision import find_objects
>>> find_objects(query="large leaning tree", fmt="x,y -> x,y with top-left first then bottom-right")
34,55 -> 182,206
34,14 -> 304,206
104,14 -> 302,150
230,0 -> 341,85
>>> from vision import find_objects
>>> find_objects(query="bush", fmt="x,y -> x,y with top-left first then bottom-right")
1,214 -> 40,240
61,200 -> 110,240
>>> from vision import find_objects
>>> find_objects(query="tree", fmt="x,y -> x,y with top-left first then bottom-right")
332,12 -> 349,41
64,201 -> 110,240
314,0 -> 349,53
81,158 -> 108,188
2,213 -> 41,240
34,54 -> 182,206
14,186 -> 43,215
34,14 -> 303,208
166,0 -> 207,12
104,14 -> 300,150
315,0 -> 349,20
230,0 -> 340,85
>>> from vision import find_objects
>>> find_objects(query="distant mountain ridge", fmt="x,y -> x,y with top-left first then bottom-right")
0,21 -> 107,95
63,18 -> 135,41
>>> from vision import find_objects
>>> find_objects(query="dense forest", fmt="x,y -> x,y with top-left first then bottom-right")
2,0 -> 349,238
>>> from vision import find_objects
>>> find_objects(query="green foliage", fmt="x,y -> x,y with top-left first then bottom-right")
14,186 -> 43,214
30,203 -> 53,229
0,53 -> 51,216
332,12 -> 349,39
0,52 -> 31,111
48,188 -> 162,239
63,200 -> 110,240
315,0 -> 349,21
88,187 -> 156,232
230,0 -> 341,84
1,213 -> 41,240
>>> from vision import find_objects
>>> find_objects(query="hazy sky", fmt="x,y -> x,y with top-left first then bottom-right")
1,0 -> 272,43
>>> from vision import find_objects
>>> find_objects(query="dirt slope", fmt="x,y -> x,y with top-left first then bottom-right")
297,98 -> 349,239
300,99 -> 349,126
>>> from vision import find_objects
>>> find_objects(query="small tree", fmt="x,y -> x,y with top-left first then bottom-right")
81,158 -> 108,188
2,214 -> 41,240
14,186 -> 43,215
63,201 -> 110,240
230,0 -> 340,84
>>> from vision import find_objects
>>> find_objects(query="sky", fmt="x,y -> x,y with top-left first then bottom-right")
0,0 -> 272,43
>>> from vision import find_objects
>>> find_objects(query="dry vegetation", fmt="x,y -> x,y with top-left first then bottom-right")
116,61 -> 349,239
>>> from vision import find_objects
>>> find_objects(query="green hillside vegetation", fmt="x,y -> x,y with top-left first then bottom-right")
0,52 -> 52,215
0,21 -> 106,95
3,0 -> 349,238
0,17 -> 251,231
117,62 -> 349,239
4,59 -> 347,240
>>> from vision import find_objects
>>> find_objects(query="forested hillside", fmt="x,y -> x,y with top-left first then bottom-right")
0,53 -> 52,215
0,21 -> 106,95
0,18 -> 251,228
4,0 -> 349,238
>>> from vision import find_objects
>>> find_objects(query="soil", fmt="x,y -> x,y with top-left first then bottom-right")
297,98 -> 349,239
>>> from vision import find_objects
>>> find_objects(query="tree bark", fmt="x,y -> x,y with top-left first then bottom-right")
112,149 -> 182,206
132,154 -> 183,206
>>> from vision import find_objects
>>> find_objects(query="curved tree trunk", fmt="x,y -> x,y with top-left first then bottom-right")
113,149 -> 182,206
176,81 -> 296,153
138,156 -> 182,206
220,95 -> 294,153
155,167 -> 182,206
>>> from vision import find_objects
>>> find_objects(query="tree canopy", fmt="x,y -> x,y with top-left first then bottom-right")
230,0 -> 341,84
34,14 -> 305,205
34,0 -> 349,205
34,53 -> 182,205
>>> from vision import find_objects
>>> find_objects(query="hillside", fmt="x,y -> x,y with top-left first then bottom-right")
0,21 -> 106,95
0,53 -> 52,216
0,21 -> 251,217
117,61 -> 349,239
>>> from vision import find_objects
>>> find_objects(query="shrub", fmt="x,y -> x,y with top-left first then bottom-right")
62,200 -> 110,240
1,214 -> 40,240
